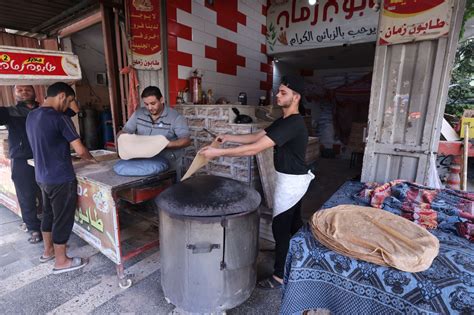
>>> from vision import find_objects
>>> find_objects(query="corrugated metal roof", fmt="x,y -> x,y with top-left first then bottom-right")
0,0 -> 99,35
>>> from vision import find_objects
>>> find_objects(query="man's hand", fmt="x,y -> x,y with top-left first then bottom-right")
199,146 -> 221,159
69,99 -> 80,113
167,137 -> 191,149
215,134 -> 229,144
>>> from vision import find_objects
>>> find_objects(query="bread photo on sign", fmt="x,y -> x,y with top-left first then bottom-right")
61,56 -> 79,77
133,0 -> 153,11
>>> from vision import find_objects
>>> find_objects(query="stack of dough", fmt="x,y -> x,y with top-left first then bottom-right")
310,205 -> 439,272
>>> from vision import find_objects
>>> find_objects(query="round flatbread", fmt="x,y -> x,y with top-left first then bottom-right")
118,134 -> 169,160
310,205 -> 439,272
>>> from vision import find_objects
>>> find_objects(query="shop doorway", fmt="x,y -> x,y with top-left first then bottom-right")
273,42 -> 376,216
62,23 -> 114,150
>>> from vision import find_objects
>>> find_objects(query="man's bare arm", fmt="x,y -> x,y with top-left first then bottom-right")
200,135 -> 275,158
218,130 -> 266,144
167,137 -> 191,149
70,139 -> 96,162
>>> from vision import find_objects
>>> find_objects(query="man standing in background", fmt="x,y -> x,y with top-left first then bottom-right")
0,85 -> 42,243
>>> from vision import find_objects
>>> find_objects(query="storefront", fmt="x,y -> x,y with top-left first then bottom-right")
0,0 -> 467,286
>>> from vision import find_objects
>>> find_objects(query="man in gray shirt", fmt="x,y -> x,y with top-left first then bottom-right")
121,86 -> 191,178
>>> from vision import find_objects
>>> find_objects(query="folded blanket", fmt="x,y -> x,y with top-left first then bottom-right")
356,181 -> 474,242
310,205 -> 440,272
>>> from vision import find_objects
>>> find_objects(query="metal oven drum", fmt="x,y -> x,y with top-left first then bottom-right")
156,175 -> 261,313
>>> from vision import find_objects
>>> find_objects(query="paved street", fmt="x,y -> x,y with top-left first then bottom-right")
0,205 -> 281,314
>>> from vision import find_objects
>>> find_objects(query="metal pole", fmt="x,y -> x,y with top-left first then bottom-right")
462,124 -> 469,191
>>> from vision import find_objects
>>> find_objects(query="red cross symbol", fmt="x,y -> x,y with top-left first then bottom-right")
205,37 -> 246,76
205,0 -> 246,32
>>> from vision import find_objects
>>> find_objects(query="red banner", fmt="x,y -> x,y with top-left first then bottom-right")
0,51 -> 68,76
129,0 -> 162,70
0,47 -> 81,85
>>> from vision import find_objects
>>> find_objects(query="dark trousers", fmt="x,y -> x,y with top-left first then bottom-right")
272,200 -> 303,279
11,158 -> 41,232
38,180 -> 78,245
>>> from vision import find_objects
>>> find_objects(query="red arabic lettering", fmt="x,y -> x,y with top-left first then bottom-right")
323,0 -> 339,22
310,4 -> 320,26
429,18 -> 446,29
291,0 -> 310,23
277,10 -> 290,29
343,0 -> 368,19
385,17 -> 448,40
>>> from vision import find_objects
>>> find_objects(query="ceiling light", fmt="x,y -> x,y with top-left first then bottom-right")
308,0 -> 317,5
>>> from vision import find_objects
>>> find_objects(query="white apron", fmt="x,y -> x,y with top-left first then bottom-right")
273,170 -> 315,218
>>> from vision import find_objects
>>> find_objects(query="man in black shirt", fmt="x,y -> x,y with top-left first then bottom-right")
200,77 -> 314,289
0,85 -> 43,243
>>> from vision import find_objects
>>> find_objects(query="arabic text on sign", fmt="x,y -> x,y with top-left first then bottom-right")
288,25 -> 376,46
0,59 -> 57,73
277,0 -> 376,30
383,17 -> 448,39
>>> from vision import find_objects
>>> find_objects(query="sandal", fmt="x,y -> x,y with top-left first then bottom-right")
39,254 -> 55,263
28,231 -> 43,244
19,223 -> 28,232
257,277 -> 283,290
52,257 -> 88,275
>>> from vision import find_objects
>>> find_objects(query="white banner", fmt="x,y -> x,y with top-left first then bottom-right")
266,0 -> 379,54
378,0 -> 453,46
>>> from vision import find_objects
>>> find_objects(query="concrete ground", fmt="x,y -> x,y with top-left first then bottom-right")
0,157 -> 359,314
0,206 -> 282,314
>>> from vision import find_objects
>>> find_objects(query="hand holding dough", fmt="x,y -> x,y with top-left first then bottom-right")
181,139 -> 221,181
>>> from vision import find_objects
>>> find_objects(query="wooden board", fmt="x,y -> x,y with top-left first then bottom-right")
441,118 -> 460,141
256,147 -> 276,209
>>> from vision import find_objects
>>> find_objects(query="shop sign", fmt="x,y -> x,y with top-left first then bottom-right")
129,0 -> 162,70
0,46 -> 81,85
266,0 -> 379,54
379,0 -> 453,45
73,178 -> 120,264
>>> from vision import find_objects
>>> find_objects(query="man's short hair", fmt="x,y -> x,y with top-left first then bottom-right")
14,85 -> 35,91
46,82 -> 75,98
141,86 -> 163,99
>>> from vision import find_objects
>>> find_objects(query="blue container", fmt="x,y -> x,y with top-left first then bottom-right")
100,108 -> 114,145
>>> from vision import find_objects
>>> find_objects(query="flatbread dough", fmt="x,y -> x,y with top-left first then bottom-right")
181,140 -> 221,181
310,205 -> 439,272
117,134 -> 169,160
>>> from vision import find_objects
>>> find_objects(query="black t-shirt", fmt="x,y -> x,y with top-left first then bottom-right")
264,114 -> 308,175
